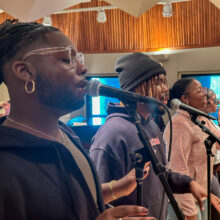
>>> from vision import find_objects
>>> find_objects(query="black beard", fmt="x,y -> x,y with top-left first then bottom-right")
35,74 -> 85,113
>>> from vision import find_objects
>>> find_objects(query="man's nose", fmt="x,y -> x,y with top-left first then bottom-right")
77,61 -> 87,76
162,83 -> 169,93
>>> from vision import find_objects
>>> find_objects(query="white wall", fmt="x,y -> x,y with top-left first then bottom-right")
177,47 -> 220,73
1,46 -> 220,120
85,46 -> 220,88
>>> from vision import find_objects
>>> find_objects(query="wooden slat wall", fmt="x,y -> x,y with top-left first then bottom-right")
0,0 -> 220,53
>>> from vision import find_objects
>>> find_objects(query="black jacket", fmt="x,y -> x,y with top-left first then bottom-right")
0,117 -> 104,220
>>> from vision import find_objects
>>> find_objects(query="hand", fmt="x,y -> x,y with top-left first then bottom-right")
211,193 -> 220,213
185,215 -> 197,220
102,162 -> 150,203
116,162 -> 151,198
0,110 -> 6,117
95,205 -> 156,220
189,180 -> 207,211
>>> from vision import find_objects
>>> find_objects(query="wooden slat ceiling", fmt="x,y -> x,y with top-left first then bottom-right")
0,0 -> 220,53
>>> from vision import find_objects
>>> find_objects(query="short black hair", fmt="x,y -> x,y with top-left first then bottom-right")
0,19 -> 60,85
168,78 -> 194,107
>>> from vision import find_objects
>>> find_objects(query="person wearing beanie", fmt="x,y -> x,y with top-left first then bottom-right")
117,52 -> 167,131
90,52 -> 207,220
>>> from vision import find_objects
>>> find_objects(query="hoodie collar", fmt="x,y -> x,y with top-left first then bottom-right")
106,102 -> 151,126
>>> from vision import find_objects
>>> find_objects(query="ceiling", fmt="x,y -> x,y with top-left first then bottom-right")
0,0 -> 220,21
0,0 -> 219,54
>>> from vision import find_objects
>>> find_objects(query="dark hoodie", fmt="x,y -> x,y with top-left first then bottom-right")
0,117 -> 104,220
90,103 -> 192,220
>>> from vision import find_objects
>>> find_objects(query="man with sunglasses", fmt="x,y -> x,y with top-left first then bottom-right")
0,20 -> 152,220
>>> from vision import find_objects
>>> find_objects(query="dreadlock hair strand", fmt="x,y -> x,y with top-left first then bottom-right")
0,19 -> 61,85
133,76 -> 159,99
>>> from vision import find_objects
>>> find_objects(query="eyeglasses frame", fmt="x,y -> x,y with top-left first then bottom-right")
22,46 -> 84,65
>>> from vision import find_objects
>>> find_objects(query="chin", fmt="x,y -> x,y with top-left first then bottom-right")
63,100 -> 85,112
41,97 -> 85,113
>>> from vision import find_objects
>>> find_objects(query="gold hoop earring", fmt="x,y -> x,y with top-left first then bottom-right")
25,80 -> 35,94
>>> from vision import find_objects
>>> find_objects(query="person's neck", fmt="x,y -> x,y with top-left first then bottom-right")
4,102 -> 64,139
137,103 -> 150,120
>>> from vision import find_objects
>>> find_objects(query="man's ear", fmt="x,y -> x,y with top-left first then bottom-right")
11,61 -> 36,81
180,94 -> 188,104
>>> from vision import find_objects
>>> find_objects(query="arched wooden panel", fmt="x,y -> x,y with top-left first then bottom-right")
0,0 -> 220,53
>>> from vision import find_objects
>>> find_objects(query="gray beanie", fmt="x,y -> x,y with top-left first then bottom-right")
115,52 -> 166,91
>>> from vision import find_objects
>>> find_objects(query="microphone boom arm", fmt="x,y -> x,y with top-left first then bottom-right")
190,114 -> 220,144
189,113 -> 219,220
124,101 -> 184,220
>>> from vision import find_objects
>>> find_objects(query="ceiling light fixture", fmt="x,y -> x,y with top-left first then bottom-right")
54,6 -> 117,14
162,3 -> 173,17
96,8 -> 106,23
42,16 -> 52,26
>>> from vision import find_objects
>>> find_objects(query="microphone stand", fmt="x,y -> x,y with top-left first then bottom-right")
124,102 -> 184,220
189,113 -> 220,220
130,150 -> 145,206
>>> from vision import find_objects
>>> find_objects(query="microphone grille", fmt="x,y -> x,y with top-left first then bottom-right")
215,99 -> 220,105
85,79 -> 101,96
170,99 -> 181,110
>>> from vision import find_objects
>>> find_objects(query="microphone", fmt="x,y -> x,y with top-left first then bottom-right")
85,79 -> 162,105
214,99 -> 220,105
170,99 -> 217,120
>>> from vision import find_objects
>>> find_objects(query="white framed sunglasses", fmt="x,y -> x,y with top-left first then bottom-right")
22,46 -> 84,65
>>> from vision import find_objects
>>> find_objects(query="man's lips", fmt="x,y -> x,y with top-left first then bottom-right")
77,80 -> 87,88
75,80 -> 87,95
163,100 -> 168,104
159,97 -> 168,105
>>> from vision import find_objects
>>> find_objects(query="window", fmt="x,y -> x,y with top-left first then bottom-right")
86,76 -> 120,125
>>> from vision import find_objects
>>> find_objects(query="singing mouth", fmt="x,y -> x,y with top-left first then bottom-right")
159,96 -> 169,104
77,80 -> 88,88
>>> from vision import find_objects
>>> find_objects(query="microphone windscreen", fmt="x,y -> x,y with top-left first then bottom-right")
170,99 -> 181,110
214,99 -> 220,105
85,80 -> 100,97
